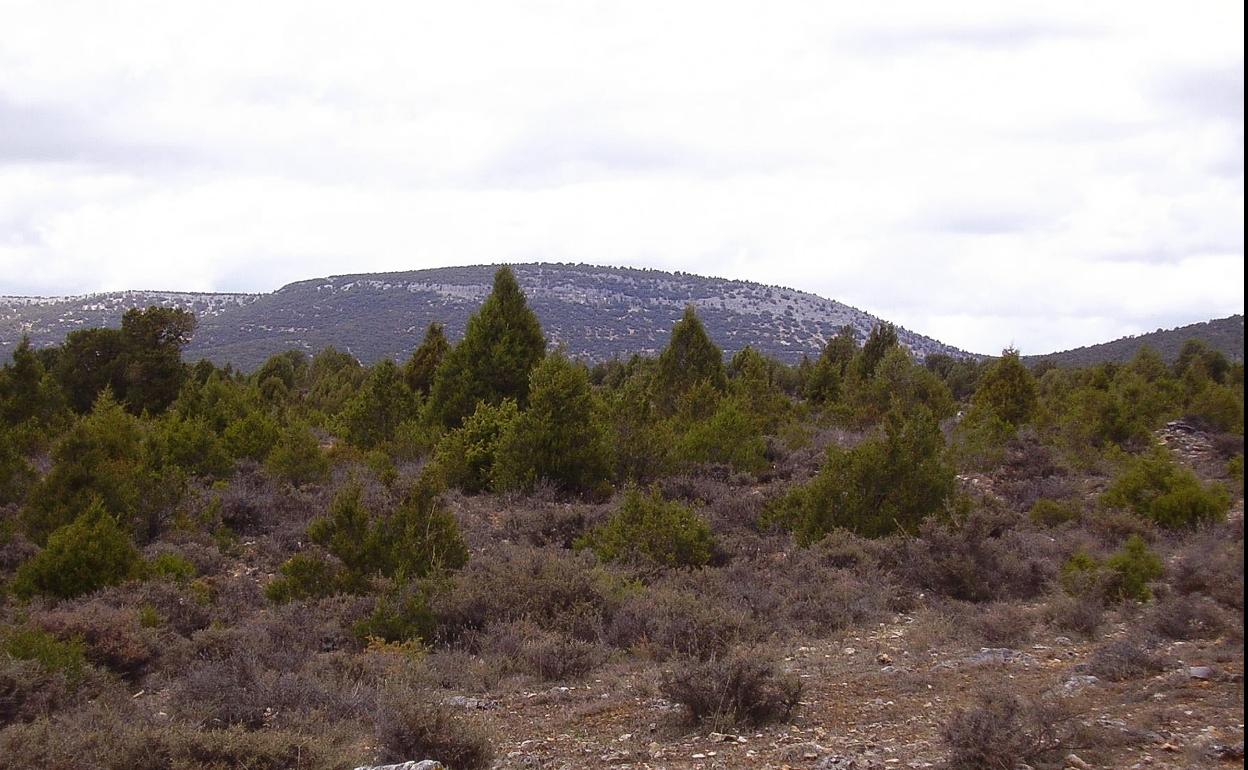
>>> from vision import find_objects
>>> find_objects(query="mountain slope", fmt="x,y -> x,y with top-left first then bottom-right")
1,263 -> 970,369
1024,315 -> 1244,368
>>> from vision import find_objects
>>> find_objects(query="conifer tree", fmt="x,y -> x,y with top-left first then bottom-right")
972,348 -> 1038,427
429,267 -> 546,427
654,305 -> 726,411
854,323 -> 898,380
404,322 -> 450,395
493,351 -> 612,495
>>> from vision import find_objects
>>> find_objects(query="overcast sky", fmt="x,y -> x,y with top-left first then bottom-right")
0,1 -> 1242,355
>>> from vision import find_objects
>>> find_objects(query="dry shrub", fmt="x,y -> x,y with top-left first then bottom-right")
660,649 -> 803,729
906,511 -> 1056,602
0,657 -> 83,727
34,601 -> 158,678
608,584 -> 751,660
0,706 -> 348,770
94,581 -> 212,638
432,545 -> 613,644
1171,524 -> 1244,610
1083,639 -> 1167,682
1045,593 -> 1105,637
170,651 -> 357,730
374,687 -> 493,770
501,505 -> 589,548
1149,595 -> 1231,641
970,603 -> 1036,647
477,620 -> 608,680
941,688 -> 1084,770
1084,507 -> 1160,545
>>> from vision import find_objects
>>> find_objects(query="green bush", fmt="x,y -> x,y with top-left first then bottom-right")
146,552 -> 197,582
973,349 -> 1038,427
1104,535 -> 1164,602
432,399 -> 519,493
428,267 -> 546,428
271,475 -> 469,601
264,423 -> 330,486
674,397 -> 767,474
264,552 -> 344,603
11,500 -> 144,600
492,352 -> 613,495
1102,449 -> 1230,529
1059,536 -> 1163,603
772,406 -> 954,541
222,409 -> 280,461
1029,498 -> 1080,527
1,627 -> 88,684
577,487 -> 714,568
354,585 -> 436,644
1058,550 -> 1103,598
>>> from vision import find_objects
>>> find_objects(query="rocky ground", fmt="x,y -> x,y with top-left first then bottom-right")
422,613 -> 1243,770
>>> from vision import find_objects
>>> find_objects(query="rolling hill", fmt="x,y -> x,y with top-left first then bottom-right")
1,263 -> 970,369
1023,315 -> 1244,368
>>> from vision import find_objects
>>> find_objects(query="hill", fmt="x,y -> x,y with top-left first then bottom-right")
0,263 -> 970,369
1024,315 -> 1244,368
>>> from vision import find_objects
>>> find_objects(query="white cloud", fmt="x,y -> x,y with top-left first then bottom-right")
0,0 -> 1241,354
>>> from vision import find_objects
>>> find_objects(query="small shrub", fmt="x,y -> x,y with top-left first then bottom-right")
773,406 -> 954,541
1029,498 -> 1079,527
1046,593 -> 1104,637
1149,595 -> 1229,641
1084,639 -> 1166,682
432,399 -> 519,493
146,551 -> 197,582
577,487 -> 714,568
264,424 -> 330,486
353,585 -> 436,645
907,511 -> 1053,602
374,688 -> 494,770
1102,449 -> 1230,529
608,585 -> 751,660
11,500 -> 144,600
1059,551 -> 1106,598
265,552 -> 345,603
1171,527 -> 1244,610
1103,534 -> 1163,602
478,620 -> 607,681
971,603 -> 1036,647
433,545 -> 614,644
35,602 -> 155,678
660,649 -> 803,729
1,627 -> 87,685
941,689 -> 1079,770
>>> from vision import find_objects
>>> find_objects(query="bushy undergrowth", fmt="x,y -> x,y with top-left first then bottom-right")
0,273 -> 1243,766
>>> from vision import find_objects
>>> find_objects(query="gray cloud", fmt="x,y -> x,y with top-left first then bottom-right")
0,95 -> 191,169
1151,64 -> 1244,122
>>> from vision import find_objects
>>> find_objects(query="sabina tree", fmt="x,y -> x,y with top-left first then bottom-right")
654,306 -> 726,412
428,267 -> 546,427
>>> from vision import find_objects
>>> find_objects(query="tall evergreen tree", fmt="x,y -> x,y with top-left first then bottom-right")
428,267 -> 546,427
973,348 -> 1038,427
404,322 -> 450,396
854,323 -> 899,380
805,326 -> 857,405
654,305 -> 726,411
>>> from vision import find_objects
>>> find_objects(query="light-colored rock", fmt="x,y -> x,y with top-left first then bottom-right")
353,762 -> 445,770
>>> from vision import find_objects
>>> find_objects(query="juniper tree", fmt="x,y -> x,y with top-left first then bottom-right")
429,267 -> 546,427
654,305 -> 726,412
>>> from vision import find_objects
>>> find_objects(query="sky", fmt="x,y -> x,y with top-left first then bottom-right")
0,1 -> 1242,356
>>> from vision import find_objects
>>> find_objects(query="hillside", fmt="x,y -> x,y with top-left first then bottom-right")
1025,315 -> 1244,368
0,264 -> 970,368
